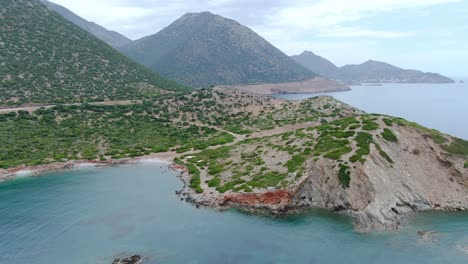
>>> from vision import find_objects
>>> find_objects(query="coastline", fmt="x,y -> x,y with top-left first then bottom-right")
0,154 -> 174,183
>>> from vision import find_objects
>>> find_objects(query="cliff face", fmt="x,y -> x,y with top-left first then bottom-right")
295,122 -> 468,230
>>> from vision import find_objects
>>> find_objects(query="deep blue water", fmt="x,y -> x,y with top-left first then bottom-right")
275,83 -> 468,140
0,163 -> 467,264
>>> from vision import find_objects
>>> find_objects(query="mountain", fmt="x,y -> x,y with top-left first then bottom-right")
120,12 -> 316,88
337,60 -> 454,83
0,0 -> 188,107
292,51 -> 454,84
290,51 -> 338,78
40,0 -> 132,48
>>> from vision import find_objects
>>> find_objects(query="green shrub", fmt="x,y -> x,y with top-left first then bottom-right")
207,177 -> 221,188
195,186 -> 204,193
247,171 -> 287,189
324,146 -> 353,160
338,165 -> 351,188
286,155 -> 306,173
208,164 -> 224,175
349,132 -> 373,163
362,118 -> 379,131
383,118 -> 393,126
381,128 -> 398,143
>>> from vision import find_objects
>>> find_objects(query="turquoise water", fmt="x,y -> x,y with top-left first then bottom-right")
0,163 -> 467,263
275,83 -> 468,140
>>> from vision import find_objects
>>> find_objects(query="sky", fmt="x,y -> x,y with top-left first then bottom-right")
50,0 -> 468,77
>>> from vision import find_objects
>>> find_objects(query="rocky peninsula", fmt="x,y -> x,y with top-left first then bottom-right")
1,88 -> 467,231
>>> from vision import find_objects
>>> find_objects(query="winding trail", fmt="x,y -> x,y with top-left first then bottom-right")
0,100 -> 139,113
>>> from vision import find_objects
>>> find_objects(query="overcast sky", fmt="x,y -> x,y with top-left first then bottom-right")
50,0 -> 468,77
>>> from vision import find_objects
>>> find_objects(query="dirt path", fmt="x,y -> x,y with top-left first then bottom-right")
0,100 -> 139,113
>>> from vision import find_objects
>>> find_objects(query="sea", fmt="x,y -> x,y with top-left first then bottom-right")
0,83 -> 467,264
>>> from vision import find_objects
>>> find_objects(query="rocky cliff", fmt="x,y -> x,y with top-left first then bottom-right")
294,119 -> 467,230
174,90 -> 467,231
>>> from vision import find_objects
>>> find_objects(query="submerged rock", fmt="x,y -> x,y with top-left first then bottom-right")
112,255 -> 142,264
417,230 -> 437,242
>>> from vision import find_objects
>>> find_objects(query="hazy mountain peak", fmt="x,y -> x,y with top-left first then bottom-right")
300,50 -> 317,56
40,0 -> 131,48
183,11 -> 216,17
291,51 -> 338,77
292,51 -> 454,84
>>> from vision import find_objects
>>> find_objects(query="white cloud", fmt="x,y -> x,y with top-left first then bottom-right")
261,0 -> 461,37
318,26 -> 413,38
50,0 -> 461,39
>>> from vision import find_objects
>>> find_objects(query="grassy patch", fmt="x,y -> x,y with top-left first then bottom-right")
361,117 -> 379,131
286,155 -> 306,173
381,128 -> 398,143
349,132 -> 373,163
443,137 -> 468,156
383,118 -> 393,126
314,136 -> 350,155
324,146 -> 353,160
247,171 -> 288,189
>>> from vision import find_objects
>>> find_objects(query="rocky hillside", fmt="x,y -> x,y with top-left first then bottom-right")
1,87 -> 467,230
292,51 -> 454,84
40,0 -> 132,48
119,12 -> 316,87
169,90 -> 467,231
0,0 -> 188,107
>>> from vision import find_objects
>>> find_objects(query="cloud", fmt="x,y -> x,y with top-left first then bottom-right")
318,26 -> 413,38
50,0 -> 461,39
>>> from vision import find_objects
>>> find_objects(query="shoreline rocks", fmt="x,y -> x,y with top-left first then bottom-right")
0,156 -> 170,183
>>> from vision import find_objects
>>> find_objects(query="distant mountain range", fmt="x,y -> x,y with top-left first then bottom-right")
0,0 -> 188,106
36,1 -> 453,87
40,0 -> 132,48
119,12 -> 316,87
291,51 -> 454,84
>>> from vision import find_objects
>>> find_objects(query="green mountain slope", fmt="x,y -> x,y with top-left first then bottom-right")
120,12 -> 316,88
40,0 -> 132,48
0,0 -> 189,107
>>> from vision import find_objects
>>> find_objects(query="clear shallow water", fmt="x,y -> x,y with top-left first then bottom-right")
275,83 -> 468,140
0,163 -> 467,264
